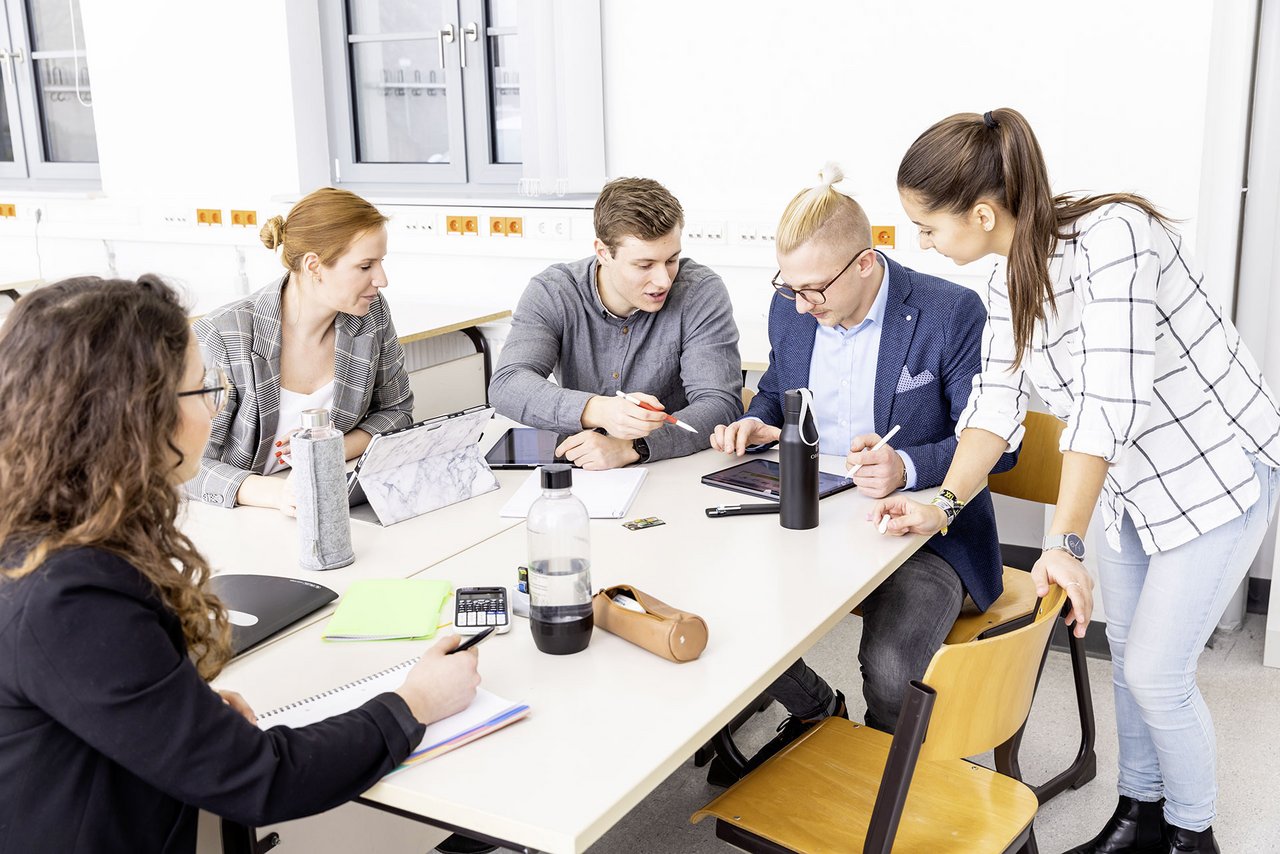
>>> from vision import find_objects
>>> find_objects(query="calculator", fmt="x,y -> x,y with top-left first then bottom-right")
453,586 -> 511,636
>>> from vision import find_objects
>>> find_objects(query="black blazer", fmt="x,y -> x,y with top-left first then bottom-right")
0,547 -> 424,853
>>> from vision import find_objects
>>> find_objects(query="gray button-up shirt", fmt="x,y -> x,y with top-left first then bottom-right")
489,255 -> 743,462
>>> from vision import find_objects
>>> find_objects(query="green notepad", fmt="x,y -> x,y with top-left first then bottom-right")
322,579 -> 452,641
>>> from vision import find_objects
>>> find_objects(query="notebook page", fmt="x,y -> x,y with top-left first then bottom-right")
257,659 -> 417,730
499,467 -> 647,518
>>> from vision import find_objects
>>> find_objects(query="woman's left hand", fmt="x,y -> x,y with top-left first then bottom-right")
273,427 -> 302,469
218,689 -> 258,725
1032,548 -> 1094,638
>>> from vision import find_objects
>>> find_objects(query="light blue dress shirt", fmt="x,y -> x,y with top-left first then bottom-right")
807,258 -> 917,487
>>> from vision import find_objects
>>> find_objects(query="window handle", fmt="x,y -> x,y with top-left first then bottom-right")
438,24 -> 456,69
0,47 -> 22,84
461,22 -> 478,69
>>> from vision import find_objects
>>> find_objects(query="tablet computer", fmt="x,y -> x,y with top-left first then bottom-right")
347,405 -> 493,507
484,427 -> 565,469
701,458 -> 856,501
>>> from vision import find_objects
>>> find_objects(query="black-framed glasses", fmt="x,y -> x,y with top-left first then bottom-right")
178,364 -> 229,415
771,247 -> 872,305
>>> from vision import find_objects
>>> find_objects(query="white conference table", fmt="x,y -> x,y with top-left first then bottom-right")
211,440 -> 930,853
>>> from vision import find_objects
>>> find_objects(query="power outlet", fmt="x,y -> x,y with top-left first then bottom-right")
531,216 -> 570,239
160,209 -> 191,226
447,214 -> 479,236
872,225 -> 896,248
401,215 -> 438,235
0,203 -> 16,218
703,222 -> 725,243
196,208 -> 223,226
230,209 -> 257,227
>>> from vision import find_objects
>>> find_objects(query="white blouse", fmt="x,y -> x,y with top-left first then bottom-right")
262,381 -> 335,475
957,203 -> 1280,554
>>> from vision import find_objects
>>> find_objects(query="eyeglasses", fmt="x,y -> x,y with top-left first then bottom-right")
177,364 -> 229,415
771,247 -> 872,306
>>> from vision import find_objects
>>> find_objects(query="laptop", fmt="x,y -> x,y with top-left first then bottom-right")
346,405 -> 499,526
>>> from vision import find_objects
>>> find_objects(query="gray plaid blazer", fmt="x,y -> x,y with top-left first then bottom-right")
186,275 -> 414,507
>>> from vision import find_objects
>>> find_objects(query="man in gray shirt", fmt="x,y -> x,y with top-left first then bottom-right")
489,178 -> 743,468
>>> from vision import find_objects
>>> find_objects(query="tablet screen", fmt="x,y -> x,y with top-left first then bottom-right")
484,427 -> 563,469
701,458 -> 855,501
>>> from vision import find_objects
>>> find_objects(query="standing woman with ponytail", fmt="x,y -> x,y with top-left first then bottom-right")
879,108 -> 1280,854
188,188 -> 413,513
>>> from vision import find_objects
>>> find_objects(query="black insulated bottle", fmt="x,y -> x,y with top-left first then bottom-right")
780,388 -> 819,529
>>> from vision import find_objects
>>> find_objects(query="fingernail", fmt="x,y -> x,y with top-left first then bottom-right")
275,441 -> 281,447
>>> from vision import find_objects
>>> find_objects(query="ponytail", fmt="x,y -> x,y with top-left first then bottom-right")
897,108 -> 1170,368
776,161 -> 871,254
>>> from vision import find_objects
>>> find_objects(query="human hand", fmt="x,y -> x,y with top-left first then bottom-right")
276,472 -> 297,518
395,635 -> 482,725
555,430 -> 640,470
867,495 -> 947,537
711,419 -> 780,456
218,690 -> 258,725
272,427 -> 302,469
846,433 -> 906,499
1033,548 -> 1094,638
581,392 -> 669,440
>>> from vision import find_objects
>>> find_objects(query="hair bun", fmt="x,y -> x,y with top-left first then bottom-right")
259,215 -> 286,250
814,161 -> 845,191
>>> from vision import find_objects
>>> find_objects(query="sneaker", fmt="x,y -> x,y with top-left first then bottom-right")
434,833 -> 497,854
706,690 -> 847,788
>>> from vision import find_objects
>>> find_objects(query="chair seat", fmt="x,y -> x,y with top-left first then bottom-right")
692,717 -> 1038,853
945,566 -> 1038,645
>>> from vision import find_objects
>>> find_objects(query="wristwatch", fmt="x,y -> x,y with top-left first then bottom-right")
1043,532 -> 1086,561
632,437 -> 651,464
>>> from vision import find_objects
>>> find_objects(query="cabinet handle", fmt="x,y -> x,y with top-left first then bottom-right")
437,24 -> 456,69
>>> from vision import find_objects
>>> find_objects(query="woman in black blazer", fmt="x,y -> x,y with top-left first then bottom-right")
0,276 -> 479,853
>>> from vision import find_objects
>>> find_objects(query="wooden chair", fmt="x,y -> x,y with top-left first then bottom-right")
943,411 -> 1097,804
692,585 -> 1068,854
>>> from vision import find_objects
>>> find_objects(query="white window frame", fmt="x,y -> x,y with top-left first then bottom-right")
311,0 -> 603,197
0,0 -> 99,184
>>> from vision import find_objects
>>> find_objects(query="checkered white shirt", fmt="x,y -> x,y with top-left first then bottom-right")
958,203 -> 1280,554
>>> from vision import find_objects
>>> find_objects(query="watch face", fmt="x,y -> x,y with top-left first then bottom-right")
1065,533 -> 1085,559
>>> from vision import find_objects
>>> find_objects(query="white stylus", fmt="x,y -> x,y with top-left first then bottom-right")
877,514 -> 891,535
614,390 -> 698,433
846,424 -> 903,475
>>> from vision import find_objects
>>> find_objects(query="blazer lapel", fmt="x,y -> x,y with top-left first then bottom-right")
250,276 -> 287,471
873,257 -> 920,437
332,310 -> 376,433
780,305 -> 818,393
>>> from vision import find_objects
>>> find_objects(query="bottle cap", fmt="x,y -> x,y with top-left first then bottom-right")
784,388 -> 805,416
301,408 -> 331,429
541,464 -> 573,490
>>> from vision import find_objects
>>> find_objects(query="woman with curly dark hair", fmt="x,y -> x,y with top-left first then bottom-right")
0,275 -> 480,853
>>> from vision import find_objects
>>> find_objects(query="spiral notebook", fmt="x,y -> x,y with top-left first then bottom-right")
257,658 -> 529,769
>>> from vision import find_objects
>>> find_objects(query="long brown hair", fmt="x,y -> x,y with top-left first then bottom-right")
0,276 -> 232,679
897,107 -> 1171,366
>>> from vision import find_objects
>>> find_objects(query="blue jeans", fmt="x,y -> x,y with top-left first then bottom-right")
1097,455 -> 1280,831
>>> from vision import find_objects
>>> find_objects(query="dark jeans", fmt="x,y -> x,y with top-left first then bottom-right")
766,548 -> 964,732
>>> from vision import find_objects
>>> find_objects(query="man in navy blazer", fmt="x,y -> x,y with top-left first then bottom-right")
708,179 -> 1015,785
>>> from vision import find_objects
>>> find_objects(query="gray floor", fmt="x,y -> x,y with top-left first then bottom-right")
225,614 -> 1280,853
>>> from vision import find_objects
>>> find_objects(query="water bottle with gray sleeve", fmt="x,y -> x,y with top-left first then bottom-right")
291,408 -> 355,571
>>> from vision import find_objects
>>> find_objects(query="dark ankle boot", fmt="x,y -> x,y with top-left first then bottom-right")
1061,796 -> 1167,854
1166,825 -> 1219,853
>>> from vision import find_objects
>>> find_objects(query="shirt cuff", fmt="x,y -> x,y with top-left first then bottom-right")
898,451 -> 918,490
363,692 -> 427,763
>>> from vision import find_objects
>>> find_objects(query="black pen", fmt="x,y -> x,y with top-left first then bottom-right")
705,503 -> 781,518
448,625 -> 495,653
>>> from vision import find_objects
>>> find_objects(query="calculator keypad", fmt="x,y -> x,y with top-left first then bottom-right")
456,592 -> 508,628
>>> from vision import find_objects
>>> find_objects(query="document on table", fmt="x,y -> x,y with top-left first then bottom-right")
499,466 -> 648,519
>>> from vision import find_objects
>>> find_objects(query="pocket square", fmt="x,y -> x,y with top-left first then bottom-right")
896,366 -> 936,394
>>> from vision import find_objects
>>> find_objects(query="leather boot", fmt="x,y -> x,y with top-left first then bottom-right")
1166,825 -> 1220,853
1061,796 -> 1167,854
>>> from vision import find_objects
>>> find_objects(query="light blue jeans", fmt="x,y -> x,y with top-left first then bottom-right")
1096,455 -> 1280,831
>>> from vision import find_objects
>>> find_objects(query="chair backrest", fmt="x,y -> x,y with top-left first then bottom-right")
741,386 -> 756,410
986,410 -> 1065,506
916,584 -> 1067,762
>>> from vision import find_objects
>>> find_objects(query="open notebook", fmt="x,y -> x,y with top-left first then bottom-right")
256,658 -> 529,770
499,466 -> 648,519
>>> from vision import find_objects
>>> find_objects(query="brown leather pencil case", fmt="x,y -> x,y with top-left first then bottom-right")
591,584 -> 708,662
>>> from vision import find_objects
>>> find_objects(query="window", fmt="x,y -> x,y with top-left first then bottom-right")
0,0 -> 99,182
320,0 -> 522,187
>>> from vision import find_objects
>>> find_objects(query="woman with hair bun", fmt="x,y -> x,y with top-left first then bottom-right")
188,187 -> 413,513
879,108 -> 1280,854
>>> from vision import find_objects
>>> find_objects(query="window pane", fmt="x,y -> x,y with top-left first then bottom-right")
348,0 -> 440,35
0,86 -> 13,163
26,0 -> 84,50
33,58 -> 97,162
486,0 -> 519,164
351,41 -> 451,164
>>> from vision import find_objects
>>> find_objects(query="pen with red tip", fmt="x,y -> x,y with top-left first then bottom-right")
614,390 -> 698,433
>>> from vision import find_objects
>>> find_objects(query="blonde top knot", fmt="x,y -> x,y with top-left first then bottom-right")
814,161 -> 845,191
259,215 -> 286,251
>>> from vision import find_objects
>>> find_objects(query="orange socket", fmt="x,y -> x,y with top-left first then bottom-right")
872,225 -> 895,248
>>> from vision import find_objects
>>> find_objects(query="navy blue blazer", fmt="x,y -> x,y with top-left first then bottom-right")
747,254 -> 1016,611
